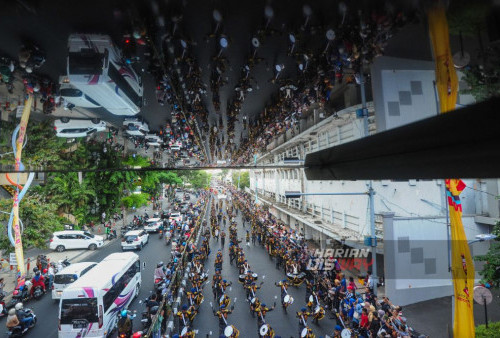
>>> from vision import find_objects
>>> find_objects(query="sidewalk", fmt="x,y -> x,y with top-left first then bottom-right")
0,203 -> 154,302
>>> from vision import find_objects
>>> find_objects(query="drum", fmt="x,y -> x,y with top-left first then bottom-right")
286,273 -> 295,279
252,273 -> 258,281
301,328 -> 308,338
297,272 -> 306,279
224,326 -> 234,337
314,306 -> 321,314
259,324 -> 269,336
284,295 -> 290,303
309,295 -> 314,303
239,274 -> 245,283
250,297 -> 256,304
341,328 -> 352,338
181,327 -> 188,336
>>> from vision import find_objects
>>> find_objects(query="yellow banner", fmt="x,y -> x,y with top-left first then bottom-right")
12,95 -> 33,285
446,179 -> 475,337
428,7 -> 475,337
427,7 -> 458,114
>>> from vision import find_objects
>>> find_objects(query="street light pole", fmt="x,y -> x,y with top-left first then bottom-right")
368,181 -> 378,295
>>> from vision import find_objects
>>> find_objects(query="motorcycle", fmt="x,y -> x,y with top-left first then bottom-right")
32,286 -> 44,300
0,294 -> 7,317
7,283 -> 31,309
6,307 -> 37,337
116,310 -> 136,337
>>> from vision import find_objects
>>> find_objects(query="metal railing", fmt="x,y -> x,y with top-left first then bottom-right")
144,193 -> 211,337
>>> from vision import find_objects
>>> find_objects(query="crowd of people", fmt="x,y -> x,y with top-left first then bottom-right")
231,8 -> 414,165
224,185 -> 424,337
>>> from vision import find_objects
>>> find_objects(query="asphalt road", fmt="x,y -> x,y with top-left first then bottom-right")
189,198 -> 339,338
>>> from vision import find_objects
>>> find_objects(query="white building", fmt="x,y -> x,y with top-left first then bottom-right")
248,58 -> 495,305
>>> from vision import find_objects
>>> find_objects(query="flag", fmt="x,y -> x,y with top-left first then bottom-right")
446,179 -> 475,337
427,6 -> 458,114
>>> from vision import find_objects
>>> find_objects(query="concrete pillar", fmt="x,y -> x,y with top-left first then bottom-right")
319,232 -> 326,250
304,225 -> 313,240
382,212 -> 395,301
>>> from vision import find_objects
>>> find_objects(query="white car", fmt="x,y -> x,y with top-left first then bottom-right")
169,212 -> 182,224
59,82 -> 101,108
123,118 -> 149,137
144,218 -> 162,232
145,134 -> 163,146
52,262 -> 97,300
49,231 -> 104,252
54,118 -> 107,138
121,230 -> 149,250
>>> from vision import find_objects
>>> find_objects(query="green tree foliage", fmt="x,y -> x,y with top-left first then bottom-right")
123,155 -> 151,168
447,0 -> 489,36
0,193 -> 65,250
461,44 -> 500,102
121,193 -> 150,208
180,170 -> 211,189
232,171 -> 250,190
476,321 -> 500,338
475,223 -> 500,287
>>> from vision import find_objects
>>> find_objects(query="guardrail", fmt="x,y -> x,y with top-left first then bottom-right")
144,193 -> 211,338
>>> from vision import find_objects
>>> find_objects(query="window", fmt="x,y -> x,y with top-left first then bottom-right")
61,128 -> 87,134
68,52 -> 104,75
60,88 -> 83,97
103,261 -> 139,312
108,62 -> 142,108
60,298 -> 98,324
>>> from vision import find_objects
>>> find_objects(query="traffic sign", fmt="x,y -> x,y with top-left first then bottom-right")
9,253 -> 17,266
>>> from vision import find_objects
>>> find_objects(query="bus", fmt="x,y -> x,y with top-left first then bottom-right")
58,252 -> 141,338
63,34 -> 143,116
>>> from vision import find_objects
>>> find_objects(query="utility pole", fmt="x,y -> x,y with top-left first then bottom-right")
368,181 -> 378,295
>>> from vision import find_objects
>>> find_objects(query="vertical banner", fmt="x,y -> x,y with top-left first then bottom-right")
428,7 -> 475,337
12,95 -> 33,285
446,179 -> 475,337
427,6 -> 458,114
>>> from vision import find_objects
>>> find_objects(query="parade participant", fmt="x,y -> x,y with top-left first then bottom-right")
213,303 -> 233,335
254,302 -> 275,327
297,307 -> 311,337
245,281 -> 261,301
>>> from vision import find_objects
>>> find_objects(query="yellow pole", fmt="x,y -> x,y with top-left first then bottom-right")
12,94 -> 33,285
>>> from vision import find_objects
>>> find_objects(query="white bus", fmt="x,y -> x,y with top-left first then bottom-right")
58,252 -> 141,338
63,34 -> 143,116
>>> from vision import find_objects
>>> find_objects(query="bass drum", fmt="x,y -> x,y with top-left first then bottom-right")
238,274 -> 245,283
297,272 -> 306,279
301,328 -> 308,338
224,326 -> 234,337
252,273 -> 258,281
259,324 -> 269,336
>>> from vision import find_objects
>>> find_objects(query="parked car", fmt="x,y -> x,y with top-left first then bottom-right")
123,118 -> 149,137
121,230 -> 149,250
170,212 -> 182,224
52,262 -> 97,300
184,193 -> 190,201
54,118 -> 107,138
145,134 -> 163,146
143,218 -> 162,232
49,231 -> 104,252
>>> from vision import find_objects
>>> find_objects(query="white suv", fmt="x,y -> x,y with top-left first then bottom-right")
121,230 -> 149,250
123,118 -> 149,137
144,218 -> 162,232
54,118 -> 107,138
169,212 -> 182,224
50,231 -> 104,252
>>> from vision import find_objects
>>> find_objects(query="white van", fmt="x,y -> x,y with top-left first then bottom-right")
58,252 -> 141,338
54,118 -> 107,138
52,262 -> 97,300
64,34 -> 143,116
59,81 -> 101,108
123,118 -> 149,137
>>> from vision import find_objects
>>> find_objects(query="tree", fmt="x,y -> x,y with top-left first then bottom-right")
232,171 -> 250,190
475,223 -> 500,287
0,192 -> 65,250
121,193 -> 150,209
180,170 -> 211,189
461,44 -> 500,102
123,155 -> 151,168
